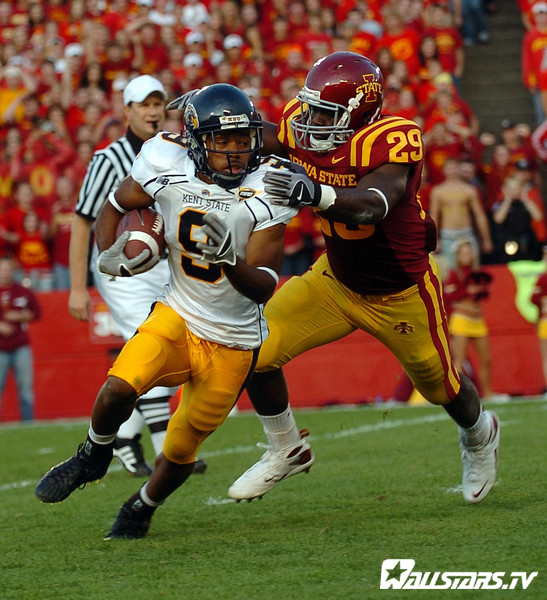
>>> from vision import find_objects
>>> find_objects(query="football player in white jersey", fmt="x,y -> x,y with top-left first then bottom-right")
35,84 -> 297,539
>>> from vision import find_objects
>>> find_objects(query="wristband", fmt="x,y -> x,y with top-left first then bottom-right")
317,185 -> 337,211
368,187 -> 389,219
257,266 -> 279,285
108,191 -> 128,214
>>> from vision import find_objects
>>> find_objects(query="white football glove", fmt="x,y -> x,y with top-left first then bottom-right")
97,231 -> 159,277
196,212 -> 237,266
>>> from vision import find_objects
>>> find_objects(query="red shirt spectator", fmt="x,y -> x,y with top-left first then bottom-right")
15,211 -> 52,274
423,3 -> 465,78
424,120 -> 468,185
100,41 -> 134,92
263,15 -> 295,64
11,131 -> 74,218
101,0 -> 132,38
522,3 -> 547,117
482,144 -> 513,214
0,257 -> 41,354
133,23 -> 170,75
49,176 -> 75,275
378,9 -> 421,75
5,181 -> 48,242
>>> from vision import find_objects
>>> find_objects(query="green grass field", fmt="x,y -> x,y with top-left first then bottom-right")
1,399 -> 545,600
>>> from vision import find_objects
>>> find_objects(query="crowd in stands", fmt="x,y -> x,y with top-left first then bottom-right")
0,0 -> 546,289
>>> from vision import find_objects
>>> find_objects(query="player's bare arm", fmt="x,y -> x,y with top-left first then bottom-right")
265,161 -> 410,225
321,163 -> 410,225
95,176 -> 153,252
261,121 -> 288,158
197,213 -> 285,305
224,222 -> 286,304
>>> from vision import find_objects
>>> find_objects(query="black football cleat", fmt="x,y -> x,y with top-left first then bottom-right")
192,458 -> 207,475
104,492 -> 157,540
35,441 -> 113,504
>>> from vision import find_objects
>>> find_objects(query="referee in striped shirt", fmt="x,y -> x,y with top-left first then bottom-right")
68,75 -> 205,476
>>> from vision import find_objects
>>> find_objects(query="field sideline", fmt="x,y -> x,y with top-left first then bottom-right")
0,399 -> 545,600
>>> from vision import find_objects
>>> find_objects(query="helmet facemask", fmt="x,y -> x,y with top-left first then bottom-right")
289,52 -> 385,153
292,86 -> 358,152
188,124 -> 262,189
184,84 -> 263,189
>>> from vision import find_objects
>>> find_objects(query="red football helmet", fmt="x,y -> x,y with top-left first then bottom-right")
290,52 -> 385,152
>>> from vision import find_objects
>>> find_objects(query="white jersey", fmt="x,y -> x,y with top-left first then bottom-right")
131,132 -> 297,350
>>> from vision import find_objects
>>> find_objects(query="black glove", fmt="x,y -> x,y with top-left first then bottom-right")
264,170 -> 335,210
196,212 -> 237,266
166,89 -> 199,111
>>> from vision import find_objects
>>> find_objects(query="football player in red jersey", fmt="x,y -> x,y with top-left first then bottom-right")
228,52 -> 501,506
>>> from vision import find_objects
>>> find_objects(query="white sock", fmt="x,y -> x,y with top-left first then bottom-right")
459,408 -> 488,447
117,409 -> 146,439
150,430 -> 166,456
138,396 -> 171,455
88,425 -> 116,446
258,407 -> 301,451
140,483 -> 164,507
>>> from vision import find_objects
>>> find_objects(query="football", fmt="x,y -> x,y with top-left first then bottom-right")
115,208 -> 166,265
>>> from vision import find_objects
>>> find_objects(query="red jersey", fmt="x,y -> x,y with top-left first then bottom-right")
0,281 -> 41,351
278,103 -> 437,295
423,26 -> 463,75
16,230 -> 51,271
378,28 -> 421,75
50,203 -> 74,267
522,27 -> 547,90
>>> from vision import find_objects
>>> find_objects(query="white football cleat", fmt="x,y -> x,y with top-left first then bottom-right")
460,411 -> 500,504
228,430 -> 314,501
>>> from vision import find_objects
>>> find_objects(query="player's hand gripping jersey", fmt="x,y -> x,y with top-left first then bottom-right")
279,101 -> 437,295
131,132 -> 297,349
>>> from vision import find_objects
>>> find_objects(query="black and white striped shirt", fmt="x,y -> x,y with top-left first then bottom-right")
76,128 -> 143,221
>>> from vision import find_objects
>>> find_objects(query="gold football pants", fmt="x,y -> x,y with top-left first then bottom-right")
109,302 -> 257,464
257,253 -> 460,405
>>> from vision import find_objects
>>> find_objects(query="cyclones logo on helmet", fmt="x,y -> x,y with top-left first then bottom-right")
290,52 -> 385,152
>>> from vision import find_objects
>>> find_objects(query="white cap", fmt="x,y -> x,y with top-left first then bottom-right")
65,43 -> 84,58
112,76 -> 129,92
185,31 -> 204,45
183,53 -> 203,68
533,1 -> 547,12
4,65 -> 22,78
137,0 -> 154,5
123,74 -> 167,105
224,34 -> 243,50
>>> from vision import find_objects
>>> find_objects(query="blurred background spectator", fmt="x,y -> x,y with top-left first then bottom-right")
0,255 -> 41,420
443,238 -> 497,400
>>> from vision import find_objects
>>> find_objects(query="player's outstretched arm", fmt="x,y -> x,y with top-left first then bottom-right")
261,121 -> 288,158
265,162 -> 410,225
